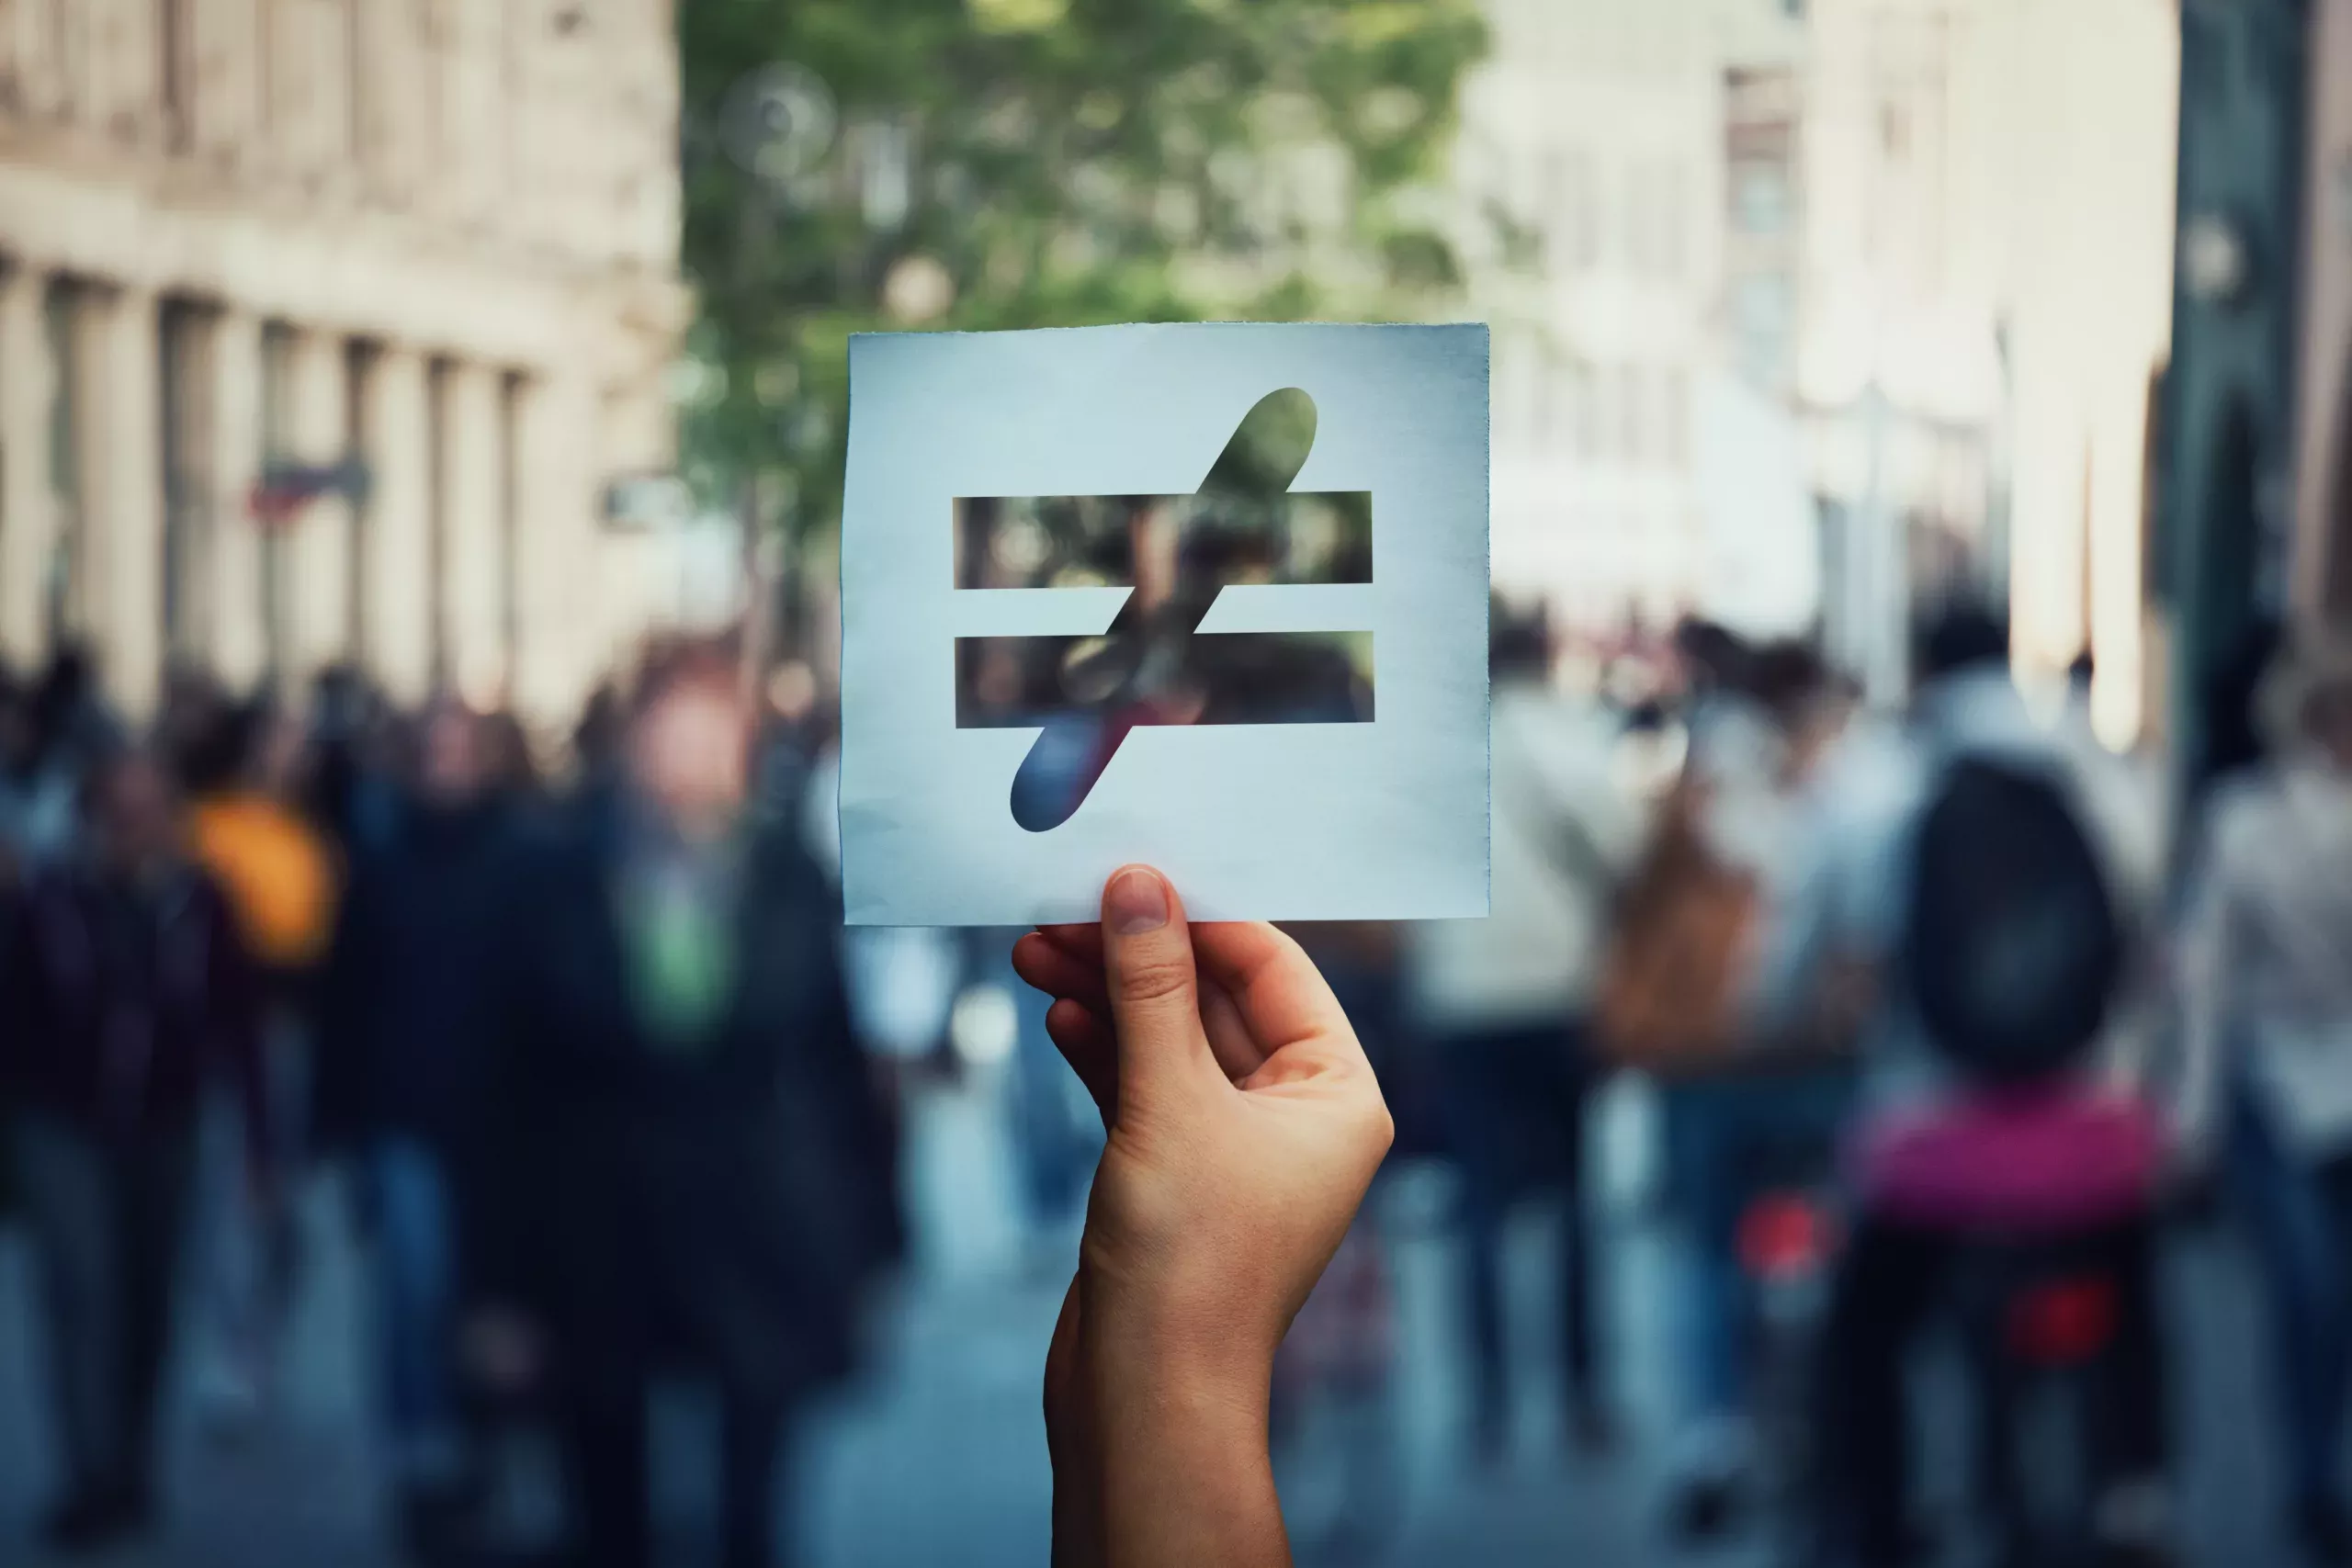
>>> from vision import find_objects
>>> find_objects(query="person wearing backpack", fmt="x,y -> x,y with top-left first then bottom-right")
1752,606 -> 2176,1568
1611,637 -> 1866,1541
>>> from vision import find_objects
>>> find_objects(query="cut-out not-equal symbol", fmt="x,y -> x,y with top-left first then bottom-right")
953,389 -> 1375,832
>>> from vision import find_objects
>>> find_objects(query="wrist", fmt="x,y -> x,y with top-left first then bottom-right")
1082,1280 -> 1280,1419
1089,1345 -> 1285,1568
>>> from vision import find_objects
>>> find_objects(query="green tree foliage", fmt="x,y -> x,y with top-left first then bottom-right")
676,0 -> 1489,535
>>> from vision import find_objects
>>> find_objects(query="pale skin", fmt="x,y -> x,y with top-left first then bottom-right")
1011,865 -> 1396,1568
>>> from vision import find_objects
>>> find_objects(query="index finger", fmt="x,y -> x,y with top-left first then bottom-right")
1190,921 -> 1358,1057
1036,922 -> 1104,966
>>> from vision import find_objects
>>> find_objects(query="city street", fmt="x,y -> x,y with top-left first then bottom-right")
0,1075 -> 2303,1567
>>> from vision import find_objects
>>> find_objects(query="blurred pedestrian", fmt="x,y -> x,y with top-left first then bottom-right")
305,663 -> 403,859
2201,616 -> 2287,795
29,643 -> 122,786
1,748 -> 265,1555
1612,637 -> 1859,1539
573,680 -> 627,795
186,699 -> 340,986
0,666 -> 40,890
315,697 -> 520,1563
480,708 -> 542,806
3,653 -> 91,875
180,696 -> 340,1433
2180,636 -> 2352,1562
472,643 -> 899,1568
1764,606 -> 2175,1567
1403,603 -> 1640,1461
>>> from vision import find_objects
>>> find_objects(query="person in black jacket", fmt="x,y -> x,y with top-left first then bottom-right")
472,644 -> 899,1568
3,746 -> 264,1555
315,696 -> 518,1562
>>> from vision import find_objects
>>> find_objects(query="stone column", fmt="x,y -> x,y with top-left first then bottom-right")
207,308 -> 266,687
85,286 -> 164,716
510,369 -> 605,726
0,265 -> 56,667
282,326 -> 351,677
437,360 -> 508,703
359,344 -> 435,703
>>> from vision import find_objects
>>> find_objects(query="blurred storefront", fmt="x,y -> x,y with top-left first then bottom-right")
0,1 -> 689,723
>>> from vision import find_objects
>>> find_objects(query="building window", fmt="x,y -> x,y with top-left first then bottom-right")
1735,166 -> 1790,234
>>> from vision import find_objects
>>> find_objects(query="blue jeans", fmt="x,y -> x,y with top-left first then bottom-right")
1433,1022 -> 1600,1435
1659,1068 -> 1857,1429
2228,1084 -> 2352,1511
366,1137 -> 462,1484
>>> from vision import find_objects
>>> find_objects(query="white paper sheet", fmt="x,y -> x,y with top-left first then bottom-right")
839,321 -> 1490,927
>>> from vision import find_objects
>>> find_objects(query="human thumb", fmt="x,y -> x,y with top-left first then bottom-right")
1100,865 -> 1211,1108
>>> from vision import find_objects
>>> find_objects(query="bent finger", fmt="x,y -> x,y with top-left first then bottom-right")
1012,932 -> 1112,1015
1192,921 -> 1360,1062
1045,998 -> 1117,1122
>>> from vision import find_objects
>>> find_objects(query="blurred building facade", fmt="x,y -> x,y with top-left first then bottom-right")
1460,0 -> 1810,639
1795,0 -> 2177,735
1464,0 -> 2181,745
0,0 -> 689,720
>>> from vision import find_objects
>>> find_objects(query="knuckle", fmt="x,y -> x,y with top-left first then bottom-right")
1114,947 -> 1193,1009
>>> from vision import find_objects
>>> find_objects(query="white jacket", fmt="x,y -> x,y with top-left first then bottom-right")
2177,758 -> 2352,1160
1405,684 -> 1643,1036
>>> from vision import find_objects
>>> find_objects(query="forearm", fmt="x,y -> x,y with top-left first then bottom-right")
1093,1361 -> 1284,1568
1047,1281 -> 1105,1568
1050,1282 -> 1291,1568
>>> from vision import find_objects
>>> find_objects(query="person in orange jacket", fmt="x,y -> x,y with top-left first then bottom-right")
176,695 -> 341,1433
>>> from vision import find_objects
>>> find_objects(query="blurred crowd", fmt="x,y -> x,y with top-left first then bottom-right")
6,592 -> 2352,1568
1375,597 -> 2352,1568
0,637 -> 899,1568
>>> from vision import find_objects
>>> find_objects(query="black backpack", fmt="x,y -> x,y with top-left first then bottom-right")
1902,757 -> 2123,1083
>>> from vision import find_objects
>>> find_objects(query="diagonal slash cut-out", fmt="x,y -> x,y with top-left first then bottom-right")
954,389 -> 1374,832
